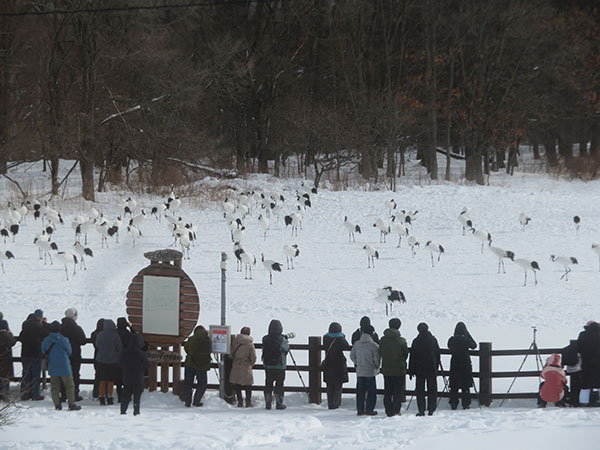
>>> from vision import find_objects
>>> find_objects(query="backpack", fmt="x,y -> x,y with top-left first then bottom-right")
262,335 -> 282,366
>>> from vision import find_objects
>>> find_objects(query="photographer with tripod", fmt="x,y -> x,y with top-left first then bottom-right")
262,319 -> 292,410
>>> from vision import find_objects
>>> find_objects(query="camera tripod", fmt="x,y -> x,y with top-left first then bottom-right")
499,326 -> 544,407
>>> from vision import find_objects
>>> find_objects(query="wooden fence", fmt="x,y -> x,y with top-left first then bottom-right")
10,338 -> 568,406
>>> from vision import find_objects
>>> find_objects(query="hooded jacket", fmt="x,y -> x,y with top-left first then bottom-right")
379,328 -> 409,376
0,329 -> 17,379
41,332 -> 72,377
119,334 -> 149,387
322,322 -> 350,385
262,320 -> 289,370
350,333 -> 380,377
60,317 -> 87,362
229,333 -> 257,385
95,320 -> 123,364
540,353 -> 567,403
351,316 -> 380,345
447,323 -> 477,389
408,330 -> 441,377
577,321 -> 600,389
19,317 -> 49,358
184,327 -> 211,371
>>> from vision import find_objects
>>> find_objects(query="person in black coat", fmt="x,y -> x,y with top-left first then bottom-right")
322,322 -> 350,409
351,316 -> 380,346
90,318 -> 104,399
577,320 -> 600,406
119,333 -> 149,415
0,319 -> 17,401
447,322 -> 477,410
60,308 -> 87,401
115,317 -> 131,402
19,310 -> 49,401
408,322 -> 440,416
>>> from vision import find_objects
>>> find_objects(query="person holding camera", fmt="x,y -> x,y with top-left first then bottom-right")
350,324 -> 381,416
262,319 -> 290,410
19,309 -> 49,401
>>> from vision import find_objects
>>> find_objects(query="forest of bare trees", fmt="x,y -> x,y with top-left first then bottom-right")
0,0 -> 598,199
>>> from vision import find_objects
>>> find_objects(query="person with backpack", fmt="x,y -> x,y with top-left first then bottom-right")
119,333 -> 149,415
447,322 -> 477,410
229,327 -> 257,408
322,322 -> 349,410
379,318 -> 408,417
538,353 -> 568,408
350,325 -> 380,416
408,322 -> 441,416
41,321 -> 81,411
183,325 -> 211,407
351,316 -> 379,346
262,319 -> 289,410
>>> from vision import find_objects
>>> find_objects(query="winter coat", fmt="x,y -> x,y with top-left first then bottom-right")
577,322 -> 600,389
60,317 -> 87,363
351,329 -> 379,345
41,333 -> 72,377
95,320 -> 123,364
262,320 -> 290,370
322,332 -> 349,385
184,328 -> 211,371
0,330 -> 17,379
447,334 -> 477,390
229,334 -> 257,386
19,318 -> 49,358
116,318 -> 131,348
350,334 -> 380,377
540,354 -> 567,403
378,328 -> 409,377
119,334 -> 149,388
408,331 -> 440,377
90,319 -> 104,359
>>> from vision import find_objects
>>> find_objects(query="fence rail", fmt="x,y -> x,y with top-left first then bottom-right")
10,338 -> 569,405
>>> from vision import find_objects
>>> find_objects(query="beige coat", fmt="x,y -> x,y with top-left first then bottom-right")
229,334 -> 257,386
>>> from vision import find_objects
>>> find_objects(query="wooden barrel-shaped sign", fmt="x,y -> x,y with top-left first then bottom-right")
126,261 -> 200,344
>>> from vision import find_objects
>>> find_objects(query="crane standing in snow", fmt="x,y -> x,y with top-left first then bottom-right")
258,214 -> 270,241
73,242 -> 94,270
363,244 -> 379,268
408,236 -> 420,258
373,218 -> 390,243
375,286 -> 406,316
573,216 -> 581,235
425,241 -> 445,267
592,243 -> 600,271
241,251 -> 257,280
343,216 -> 361,243
513,258 -> 540,286
471,229 -> 492,254
56,252 -> 78,280
519,213 -> 531,230
261,253 -> 282,285
550,255 -> 578,281
283,244 -> 300,270
489,246 -> 515,274
0,250 -> 15,273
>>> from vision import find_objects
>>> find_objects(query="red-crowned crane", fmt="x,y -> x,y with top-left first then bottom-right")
258,214 -> 270,241
592,243 -> 600,271
0,250 -> 14,273
513,258 -> 540,286
363,244 -> 379,268
73,242 -> 94,270
56,251 -> 78,280
34,235 -> 58,265
241,250 -> 256,279
408,236 -> 420,258
375,286 -> 406,316
425,241 -> 444,267
373,218 -> 390,243
127,225 -> 141,248
343,216 -> 361,243
385,199 -> 397,215
471,229 -> 492,254
519,213 -> 531,231
76,220 -> 94,245
550,255 -> 578,281
390,218 -> 409,248
284,212 -> 301,237
489,246 -> 515,274
261,253 -> 282,285
458,208 -> 473,236
283,244 -> 300,270
233,242 -> 244,272
574,216 -> 581,234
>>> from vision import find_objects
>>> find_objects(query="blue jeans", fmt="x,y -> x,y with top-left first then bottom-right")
183,367 -> 207,406
20,357 -> 42,398
356,376 -> 377,412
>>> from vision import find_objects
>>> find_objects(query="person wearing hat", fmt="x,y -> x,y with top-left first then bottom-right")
577,320 -> 600,406
379,318 -> 408,417
322,322 -> 350,410
0,319 -> 17,400
229,326 -> 257,408
350,324 -> 381,416
183,325 -> 211,408
351,316 -> 379,346
41,321 -> 81,411
447,322 -> 477,410
18,310 -> 49,401
408,322 -> 440,416
60,308 -> 87,401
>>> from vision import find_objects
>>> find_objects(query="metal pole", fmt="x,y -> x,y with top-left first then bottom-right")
219,252 -> 227,399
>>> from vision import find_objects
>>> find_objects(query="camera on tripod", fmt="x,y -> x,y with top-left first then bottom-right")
284,332 -> 296,339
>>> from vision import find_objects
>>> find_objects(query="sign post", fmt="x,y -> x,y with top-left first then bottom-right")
219,252 -> 228,399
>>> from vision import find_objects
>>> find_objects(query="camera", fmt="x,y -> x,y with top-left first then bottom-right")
284,332 -> 296,339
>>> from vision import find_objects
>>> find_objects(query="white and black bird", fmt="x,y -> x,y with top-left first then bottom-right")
231,226 -> 246,244
519,213 -> 531,230
425,241 -> 445,267
550,255 -> 578,281
407,236 -> 420,258
258,214 -> 270,241
261,253 -> 282,285
73,242 -> 94,270
458,208 -> 473,235
489,246 -> 515,274
373,218 -> 391,243
573,215 -> 581,234
233,242 -> 245,272
343,216 -> 361,243
240,251 -> 256,279
592,243 -> 600,272
76,220 -> 95,244
513,258 -> 540,286
471,229 -> 492,253
375,286 -> 406,316
284,213 -> 301,237
283,244 -> 300,270
0,250 -> 15,273
127,225 -> 141,247
363,244 -> 379,268
390,219 -> 409,248
385,199 -> 397,215
129,210 -> 146,234
34,235 -> 58,265
56,252 -> 78,280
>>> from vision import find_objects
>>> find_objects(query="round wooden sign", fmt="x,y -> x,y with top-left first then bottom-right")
125,250 -> 200,344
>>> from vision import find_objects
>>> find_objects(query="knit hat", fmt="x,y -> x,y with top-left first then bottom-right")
241,327 -> 251,335
389,318 -> 401,330
49,321 -> 62,333
417,322 -> 429,333
34,309 -> 44,319
65,308 -> 78,320
0,320 -> 8,330
546,353 -> 561,366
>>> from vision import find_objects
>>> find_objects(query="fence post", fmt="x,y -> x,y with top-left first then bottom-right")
308,336 -> 322,404
479,342 -> 492,406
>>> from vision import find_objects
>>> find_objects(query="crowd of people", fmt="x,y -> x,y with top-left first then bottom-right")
0,309 -> 599,417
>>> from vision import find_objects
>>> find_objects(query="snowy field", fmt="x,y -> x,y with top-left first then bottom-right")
1,156 -> 600,449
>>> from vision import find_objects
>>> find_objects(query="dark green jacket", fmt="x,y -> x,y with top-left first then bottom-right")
184,328 -> 211,371
379,328 -> 409,376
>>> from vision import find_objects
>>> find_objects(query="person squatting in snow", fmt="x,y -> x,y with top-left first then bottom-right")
537,353 -> 568,408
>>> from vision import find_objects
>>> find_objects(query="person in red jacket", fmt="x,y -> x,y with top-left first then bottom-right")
538,353 -> 568,408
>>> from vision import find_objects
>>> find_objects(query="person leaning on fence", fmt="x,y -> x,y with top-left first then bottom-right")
322,322 -> 349,410
183,325 -> 211,407
0,319 -> 17,401
408,322 -> 441,417
379,318 -> 408,417
447,321 -> 477,410
119,332 -> 149,416
19,309 -> 49,401
350,324 -> 381,416
351,316 -> 379,346
561,339 -> 582,407
95,319 -> 123,406
229,327 -> 257,408
262,319 -> 290,410
576,320 -> 600,406
90,318 -> 105,399
537,353 -> 568,408
41,321 -> 81,411
115,317 -> 132,403
60,308 -> 86,402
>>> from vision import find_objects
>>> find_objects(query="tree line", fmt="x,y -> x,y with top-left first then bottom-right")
0,0 -> 598,200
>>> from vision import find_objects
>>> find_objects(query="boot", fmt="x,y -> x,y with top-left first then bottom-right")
275,394 -> 286,410
107,397 -> 114,405
264,393 -> 272,410
55,403 -> 62,411
99,397 -> 106,406
68,403 -> 81,411
245,399 -> 254,408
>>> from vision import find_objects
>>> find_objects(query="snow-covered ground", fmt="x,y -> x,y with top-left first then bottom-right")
1,156 -> 599,449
